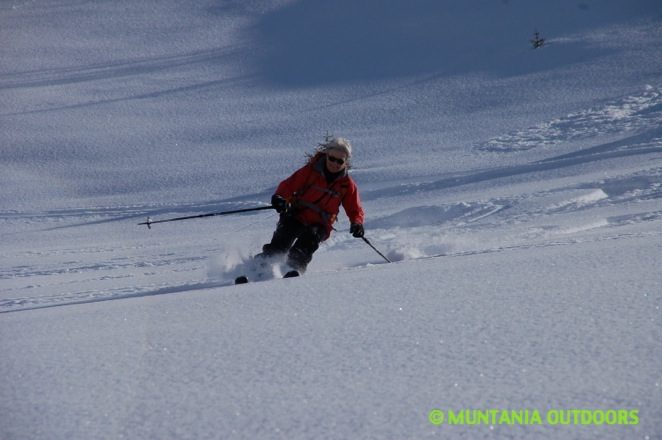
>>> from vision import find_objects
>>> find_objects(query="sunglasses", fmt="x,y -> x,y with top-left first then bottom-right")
326,155 -> 346,165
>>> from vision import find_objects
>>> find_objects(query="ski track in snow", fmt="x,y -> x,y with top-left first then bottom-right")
475,85 -> 662,153
2,156 -> 661,313
2,229 -> 660,314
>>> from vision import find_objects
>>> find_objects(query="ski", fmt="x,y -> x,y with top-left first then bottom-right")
234,270 -> 299,284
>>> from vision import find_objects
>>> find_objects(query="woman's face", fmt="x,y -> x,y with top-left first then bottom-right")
325,150 -> 348,173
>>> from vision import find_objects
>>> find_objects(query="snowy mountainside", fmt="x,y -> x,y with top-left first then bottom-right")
1,1 -> 662,439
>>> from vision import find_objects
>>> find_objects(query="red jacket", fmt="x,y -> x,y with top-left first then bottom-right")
275,154 -> 365,238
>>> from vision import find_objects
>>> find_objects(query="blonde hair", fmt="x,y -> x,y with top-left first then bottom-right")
305,136 -> 352,167
319,136 -> 352,158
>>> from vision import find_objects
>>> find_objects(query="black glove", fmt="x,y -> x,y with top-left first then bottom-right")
350,223 -> 364,238
271,194 -> 290,214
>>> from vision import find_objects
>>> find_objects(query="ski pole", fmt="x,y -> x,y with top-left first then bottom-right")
361,236 -> 392,263
138,205 -> 274,229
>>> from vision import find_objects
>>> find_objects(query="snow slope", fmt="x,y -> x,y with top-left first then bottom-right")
1,1 -> 661,439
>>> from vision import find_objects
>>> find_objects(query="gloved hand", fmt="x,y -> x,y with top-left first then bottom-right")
350,223 -> 364,238
271,194 -> 290,214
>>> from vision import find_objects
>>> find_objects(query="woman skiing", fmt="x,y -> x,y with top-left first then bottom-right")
260,136 -> 365,275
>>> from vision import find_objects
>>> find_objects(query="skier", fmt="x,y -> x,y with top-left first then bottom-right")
258,136 -> 365,276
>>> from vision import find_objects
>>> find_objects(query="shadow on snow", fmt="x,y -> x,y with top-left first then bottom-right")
242,0 -> 658,86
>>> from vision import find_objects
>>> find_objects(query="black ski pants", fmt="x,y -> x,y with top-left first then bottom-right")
262,215 -> 326,272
